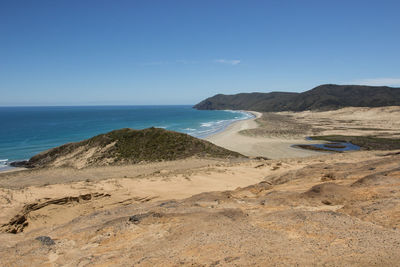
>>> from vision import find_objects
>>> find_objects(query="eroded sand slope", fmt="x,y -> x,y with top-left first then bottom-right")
0,150 -> 400,266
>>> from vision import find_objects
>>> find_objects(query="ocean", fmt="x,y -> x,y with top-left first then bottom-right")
0,105 -> 253,170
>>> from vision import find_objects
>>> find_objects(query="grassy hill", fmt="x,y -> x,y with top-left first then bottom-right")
26,128 -> 244,169
194,84 -> 400,112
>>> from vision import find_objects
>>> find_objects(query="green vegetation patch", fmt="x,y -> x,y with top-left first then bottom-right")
194,84 -> 400,112
28,128 -> 244,168
106,128 -> 242,162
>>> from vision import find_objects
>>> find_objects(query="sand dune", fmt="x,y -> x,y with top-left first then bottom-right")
1,150 -> 400,266
1,106 -> 400,266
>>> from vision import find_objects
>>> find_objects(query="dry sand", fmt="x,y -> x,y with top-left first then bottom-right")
1,106 -> 400,266
288,106 -> 400,138
206,111 -> 326,159
1,150 -> 400,266
207,106 -> 400,159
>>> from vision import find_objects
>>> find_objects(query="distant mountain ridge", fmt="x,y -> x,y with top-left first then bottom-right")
194,84 -> 400,112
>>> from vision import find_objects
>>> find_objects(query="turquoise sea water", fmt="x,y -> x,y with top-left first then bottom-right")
0,105 -> 253,169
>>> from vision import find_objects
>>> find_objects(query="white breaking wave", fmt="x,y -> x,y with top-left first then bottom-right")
0,159 -> 9,171
192,111 -> 253,138
224,110 -> 241,114
200,122 -> 213,127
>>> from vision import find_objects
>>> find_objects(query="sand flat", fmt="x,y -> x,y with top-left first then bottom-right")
207,106 -> 400,158
206,111 -> 326,158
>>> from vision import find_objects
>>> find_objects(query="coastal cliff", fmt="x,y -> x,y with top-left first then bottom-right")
194,84 -> 400,112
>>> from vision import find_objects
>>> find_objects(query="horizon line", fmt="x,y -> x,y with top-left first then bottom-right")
0,104 -> 197,108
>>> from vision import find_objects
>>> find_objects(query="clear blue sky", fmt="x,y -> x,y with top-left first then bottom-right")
1,0 -> 399,106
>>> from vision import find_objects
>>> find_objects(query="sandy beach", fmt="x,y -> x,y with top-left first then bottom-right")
206,110 -> 327,159
207,106 -> 400,159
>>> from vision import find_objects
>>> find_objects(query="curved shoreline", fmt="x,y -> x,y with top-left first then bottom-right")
200,110 -> 259,138
195,110 -> 256,138
1,109 -> 322,173
205,110 -> 325,159
0,109 -> 250,173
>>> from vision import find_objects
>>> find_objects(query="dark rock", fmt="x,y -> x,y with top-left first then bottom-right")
254,164 -> 265,168
321,173 -> 336,181
322,200 -> 332,205
210,260 -> 221,266
128,212 -> 163,224
159,200 -> 177,208
254,156 -> 269,160
9,160 -> 29,168
129,214 -> 147,224
224,256 -> 240,263
35,236 -> 55,246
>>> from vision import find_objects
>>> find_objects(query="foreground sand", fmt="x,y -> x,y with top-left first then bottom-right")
1,150 -> 400,266
1,106 -> 400,266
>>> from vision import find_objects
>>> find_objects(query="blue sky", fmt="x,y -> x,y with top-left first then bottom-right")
1,0 -> 399,105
